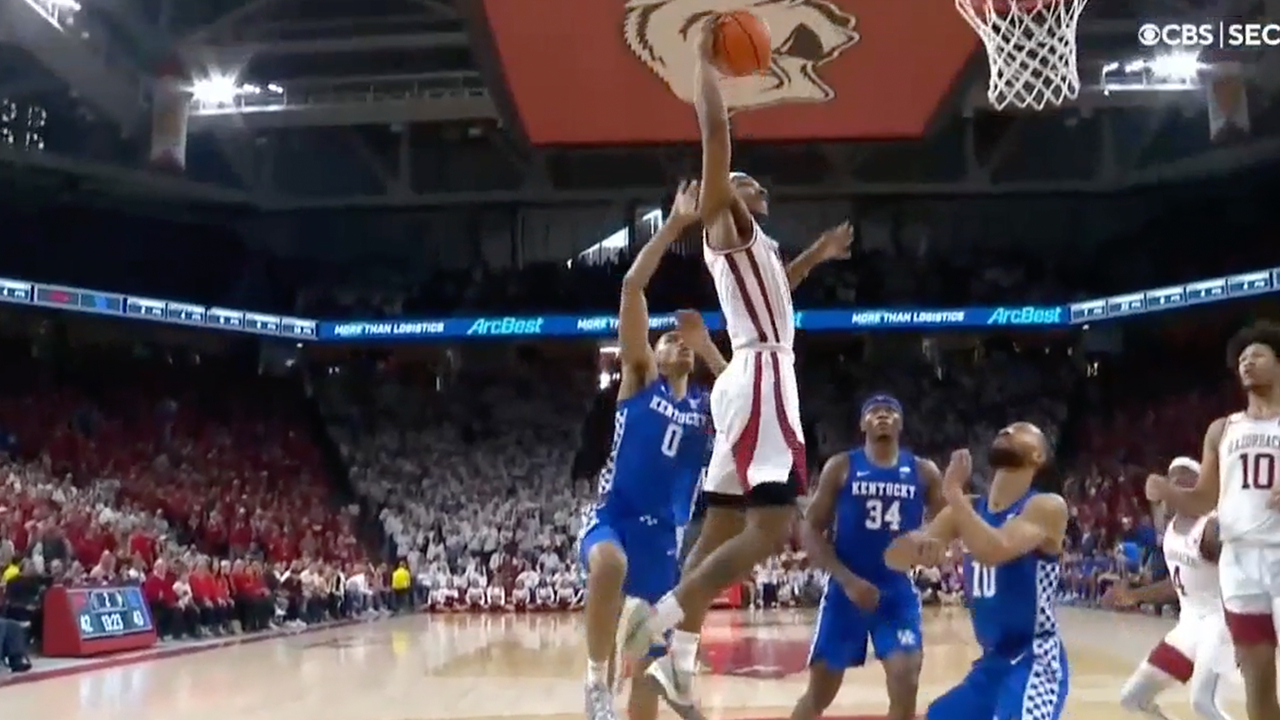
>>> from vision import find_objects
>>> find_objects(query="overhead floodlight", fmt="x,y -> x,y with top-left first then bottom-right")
1148,51 -> 1204,81
190,75 -> 241,106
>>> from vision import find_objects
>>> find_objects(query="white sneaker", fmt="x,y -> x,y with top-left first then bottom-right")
615,598 -> 658,665
644,654 -> 703,720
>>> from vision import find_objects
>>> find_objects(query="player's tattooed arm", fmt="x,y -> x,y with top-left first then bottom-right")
1147,417 -> 1224,516
786,223 -> 853,290
915,457 -> 947,520
617,181 -> 701,397
674,310 -> 728,377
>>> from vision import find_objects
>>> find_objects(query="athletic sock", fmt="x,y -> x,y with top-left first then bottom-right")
670,629 -> 700,673
650,594 -> 686,635
586,660 -> 608,687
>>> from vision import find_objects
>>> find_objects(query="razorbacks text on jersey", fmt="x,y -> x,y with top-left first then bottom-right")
925,490 -> 1069,720
808,449 -> 926,670
1218,413 -> 1280,544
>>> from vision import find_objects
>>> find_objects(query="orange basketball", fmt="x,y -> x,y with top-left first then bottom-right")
711,11 -> 771,77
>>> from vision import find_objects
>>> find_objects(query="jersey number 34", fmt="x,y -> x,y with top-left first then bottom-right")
865,499 -> 902,531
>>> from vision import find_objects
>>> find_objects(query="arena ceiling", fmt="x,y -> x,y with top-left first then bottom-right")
0,0 -> 1279,210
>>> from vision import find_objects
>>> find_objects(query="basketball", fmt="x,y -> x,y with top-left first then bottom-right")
711,11 -> 771,77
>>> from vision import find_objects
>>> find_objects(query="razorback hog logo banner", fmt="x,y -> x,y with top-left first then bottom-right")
480,0 -> 977,144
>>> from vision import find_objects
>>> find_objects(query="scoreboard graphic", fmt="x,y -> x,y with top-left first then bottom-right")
44,585 -> 158,657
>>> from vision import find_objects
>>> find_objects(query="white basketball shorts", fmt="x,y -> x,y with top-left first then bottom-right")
702,349 -> 806,497
1220,542 -> 1280,644
1150,610 -> 1235,680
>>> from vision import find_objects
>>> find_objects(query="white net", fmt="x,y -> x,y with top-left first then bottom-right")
956,0 -> 1089,111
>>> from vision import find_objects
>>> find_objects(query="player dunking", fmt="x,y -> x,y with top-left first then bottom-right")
1148,321 -> 1280,720
885,424 -> 1071,720
791,395 -> 944,720
578,182 -> 716,720
1105,457 -> 1236,720
625,18 -> 854,711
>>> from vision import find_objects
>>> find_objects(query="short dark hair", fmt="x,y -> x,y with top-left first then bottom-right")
1226,320 -> 1280,370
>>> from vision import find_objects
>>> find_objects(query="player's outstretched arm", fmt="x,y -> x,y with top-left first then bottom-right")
1148,418 -> 1224,517
786,223 -> 853,290
617,181 -> 701,395
692,22 -> 751,250
674,309 -> 728,377
950,493 -> 1069,566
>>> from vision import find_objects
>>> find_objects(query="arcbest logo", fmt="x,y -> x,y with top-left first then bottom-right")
1138,22 -> 1280,48
985,307 -> 1063,326
466,317 -> 546,336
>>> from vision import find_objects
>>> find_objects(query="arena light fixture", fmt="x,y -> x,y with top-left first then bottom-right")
1099,51 -> 1205,94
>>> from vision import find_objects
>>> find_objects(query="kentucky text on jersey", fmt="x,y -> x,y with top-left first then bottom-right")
589,378 -> 709,527
648,394 -> 707,428
1226,432 -> 1280,453
833,450 -> 925,585
847,479 -> 918,499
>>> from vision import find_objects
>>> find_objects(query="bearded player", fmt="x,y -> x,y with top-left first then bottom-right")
625,18 -> 854,713
1105,457 -> 1236,720
1148,321 -> 1280,720
791,395 -> 945,720
578,181 -> 715,720
885,424 -> 1070,720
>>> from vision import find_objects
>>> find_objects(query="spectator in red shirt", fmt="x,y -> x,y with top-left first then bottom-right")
142,558 -> 180,639
189,557 -> 232,634
229,559 -> 273,632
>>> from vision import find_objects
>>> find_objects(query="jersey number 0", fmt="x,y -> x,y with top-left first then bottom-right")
661,423 -> 683,458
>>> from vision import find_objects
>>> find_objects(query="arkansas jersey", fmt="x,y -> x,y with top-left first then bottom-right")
703,220 -> 794,352
1218,412 -> 1280,544
1164,514 -> 1221,619
1148,513 -> 1233,681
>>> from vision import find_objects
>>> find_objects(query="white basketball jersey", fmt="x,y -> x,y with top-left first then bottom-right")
703,220 -> 795,352
1218,412 -> 1280,545
1163,513 -> 1220,619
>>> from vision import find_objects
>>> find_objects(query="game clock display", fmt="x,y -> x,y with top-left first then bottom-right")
43,585 -> 158,657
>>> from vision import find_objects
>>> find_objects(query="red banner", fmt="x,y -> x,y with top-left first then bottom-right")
480,0 -> 978,144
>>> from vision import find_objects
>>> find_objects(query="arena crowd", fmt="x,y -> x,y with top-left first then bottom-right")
0,185 -> 1276,676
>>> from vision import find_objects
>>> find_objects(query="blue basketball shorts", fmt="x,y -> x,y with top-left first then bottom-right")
578,512 -> 680,603
925,640 -> 1069,720
807,580 -> 923,670
579,512 -> 680,660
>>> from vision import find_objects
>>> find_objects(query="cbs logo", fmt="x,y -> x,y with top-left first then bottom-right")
1137,23 -> 1215,47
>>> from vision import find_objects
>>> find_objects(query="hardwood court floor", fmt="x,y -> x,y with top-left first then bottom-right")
0,606 -> 1247,720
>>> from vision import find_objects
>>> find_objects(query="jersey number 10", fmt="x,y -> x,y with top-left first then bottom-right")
1239,452 -> 1277,490
660,424 -> 684,458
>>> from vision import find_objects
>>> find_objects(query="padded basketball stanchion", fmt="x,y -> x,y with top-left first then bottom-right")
956,0 -> 1089,111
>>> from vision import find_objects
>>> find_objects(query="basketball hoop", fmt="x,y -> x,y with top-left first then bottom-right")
956,0 -> 1089,111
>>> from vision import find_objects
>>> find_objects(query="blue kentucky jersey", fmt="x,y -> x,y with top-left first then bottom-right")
832,448 -> 926,587
590,378 -> 710,528
965,491 -> 1062,657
